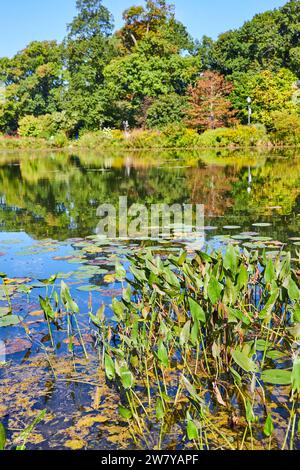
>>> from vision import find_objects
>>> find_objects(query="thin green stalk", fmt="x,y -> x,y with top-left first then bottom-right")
282,401 -> 295,450
144,355 -> 151,406
46,313 -> 55,349
153,361 -> 166,411
73,314 -> 88,359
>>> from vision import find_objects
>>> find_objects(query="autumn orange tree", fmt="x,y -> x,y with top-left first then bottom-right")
187,71 -> 237,131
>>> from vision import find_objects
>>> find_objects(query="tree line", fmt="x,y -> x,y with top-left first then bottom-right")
1,0 -> 300,139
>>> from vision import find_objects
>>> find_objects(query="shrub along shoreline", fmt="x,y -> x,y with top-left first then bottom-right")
0,124 -> 297,151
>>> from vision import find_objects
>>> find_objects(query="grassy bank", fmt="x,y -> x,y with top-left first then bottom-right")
0,124 -> 279,151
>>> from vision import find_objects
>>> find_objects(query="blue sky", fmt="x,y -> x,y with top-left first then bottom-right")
0,0 -> 287,57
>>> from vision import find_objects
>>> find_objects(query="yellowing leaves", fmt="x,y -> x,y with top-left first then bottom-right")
3,277 -> 31,285
104,274 -> 116,284
64,439 -> 86,450
77,415 -> 109,428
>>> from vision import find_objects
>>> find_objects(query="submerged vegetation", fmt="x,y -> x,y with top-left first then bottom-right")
1,244 -> 300,450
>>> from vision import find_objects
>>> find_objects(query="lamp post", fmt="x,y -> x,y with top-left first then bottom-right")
247,97 -> 252,126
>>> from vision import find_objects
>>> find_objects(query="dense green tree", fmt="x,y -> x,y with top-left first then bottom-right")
193,36 -> 214,69
145,93 -> 188,129
0,41 -> 64,133
209,1 -> 300,76
270,109 -> 300,143
63,0 -> 116,133
102,35 -> 198,127
67,0 -> 113,39
230,68 -> 299,127
102,1 -> 197,128
118,0 -> 193,52
2,0 -> 300,135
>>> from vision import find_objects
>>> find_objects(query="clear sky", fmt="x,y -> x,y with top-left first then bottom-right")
0,0 -> 288,57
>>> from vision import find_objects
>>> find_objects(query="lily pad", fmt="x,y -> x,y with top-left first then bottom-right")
76,285 -> 100,292
0,315 -> 21,328
250,237 -> 273,242
252,223 -> 272,227
231,235 -> 251,240
243,242 -> 266,249
0,307 -> 11,317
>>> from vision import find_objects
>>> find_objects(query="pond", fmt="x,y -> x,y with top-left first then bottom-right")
0,149 -> 300,450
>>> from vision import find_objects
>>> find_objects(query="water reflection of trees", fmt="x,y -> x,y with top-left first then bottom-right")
0,152 -> 300,240
0,153 -> 192,239
232,158 -> 300,216
187,164 -> 238,217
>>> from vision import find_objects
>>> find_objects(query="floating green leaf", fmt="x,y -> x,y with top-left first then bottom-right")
76,285 -> 100,292
0,315 -> 21,328
261,369 -> 292,385
0,307 -> 11,318
252,223 -> 272,227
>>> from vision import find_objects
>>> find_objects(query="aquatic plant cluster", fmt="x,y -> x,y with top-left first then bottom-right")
98,247 -> 300,450
2,245 -> 300,450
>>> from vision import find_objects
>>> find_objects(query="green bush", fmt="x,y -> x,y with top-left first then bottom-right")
18,112 -> 69,139
0,124 -> 275,151
146,94 -> 188,130
77,129 -> 124,149
77,129 -> 165,149
198,125 -> 269,147
161,124 -> 200,148
0,136 -> 48,149
18,115 -> 45,138
49,132 -> 69,148
125,129 -> 164,148
270,110 -> 300,145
